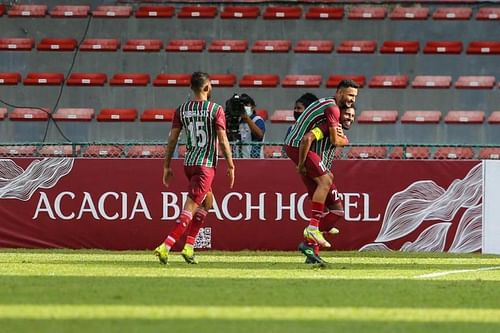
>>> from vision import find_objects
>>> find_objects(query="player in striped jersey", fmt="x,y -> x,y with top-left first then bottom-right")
155,72 -> 235,265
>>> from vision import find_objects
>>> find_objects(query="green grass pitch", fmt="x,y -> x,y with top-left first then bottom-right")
0,250 -> 499,333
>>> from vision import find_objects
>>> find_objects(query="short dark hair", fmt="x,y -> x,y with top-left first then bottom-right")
190,71 -> 210,93
296,93 -> 318,109
240,93 -> 256,107
337,79 -> 359,91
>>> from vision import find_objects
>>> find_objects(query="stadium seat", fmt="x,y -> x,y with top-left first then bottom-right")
348,7 -> 386,19
357,110 -> 398,123
347,147 -> 388,159
0,38 -> 34,51
411,75 -> 452,89
39,145 -> 80,157
455,76 -> 495,89
96,108 -> 137,122
9,108 -> 50,121
255,109 -> 269,121
294,40 -> 334,53
52,108 -> 94,121
166,39 -> 205,52
83,145 -> 124,158
423,41 -> 463,54
123,39 -> 163,52
239,74 -> 280,87
476,7 -> 500,20
263,145 -> 286,158
478,148 -> 500,160
444,110 -> 485,124
80,38 -> 120,51
0,4 -> 4,16
389,146 -> 431,159
401,110 -> 442,124
220,6 -> 260,19
263,6 -> 302,19
252,40 -> 291,53
337,40 -> 377,53
140,108 -> 175,122
153,73 -> 190,86
270,110 -> 294,123
433,147 -> 474,159
177,6 -> 217,18
37,38 -> 77,51
110,73 -> 150,86
380,40 -> 419,54
8,4 -> 47,17
92,5 -> 132,18
66,73 -> 107,86
23,72 -> 64,86
49,5 -> 90,17
305,7 -> 344,19
326,75 -> 366,88
389,7 -> 429,20
208,40 -> 248,52
0,145 -> 37,157
488,111 -> 500,124
0,72 -> 22,85
282,75 -> 322,88
135,5 -> 175,18
127,145 -> 166,158
209,74 -> 237,87
466,41 -> 500,55
0,108 -> 6,120
368,75 -> 408,88
432,7 -> 472,20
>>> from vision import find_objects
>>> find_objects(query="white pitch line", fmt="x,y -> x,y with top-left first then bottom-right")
416,266 -> 500,279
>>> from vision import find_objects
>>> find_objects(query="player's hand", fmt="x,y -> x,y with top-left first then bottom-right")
227,167 -> 235,188
297,163 -> 307,176
336,125 -> 345,138
163,167 -> 173,187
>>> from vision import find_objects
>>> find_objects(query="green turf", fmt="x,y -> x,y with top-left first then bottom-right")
0,250 -> 499,333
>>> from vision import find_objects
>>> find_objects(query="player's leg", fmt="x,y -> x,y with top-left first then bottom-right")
182,191 -> 213,264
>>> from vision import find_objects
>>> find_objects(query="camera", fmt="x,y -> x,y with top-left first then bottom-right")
224,94 -> 245,142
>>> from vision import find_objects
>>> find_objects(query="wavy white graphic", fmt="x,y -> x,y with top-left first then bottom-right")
0,158 -> 74,201
359,242 -> 393,252
401,222 -> 451,252
449,204 -> 482,253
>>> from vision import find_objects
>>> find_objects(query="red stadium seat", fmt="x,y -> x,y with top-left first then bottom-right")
39,145 -> 80,157
52,108 -> 94,121
432,7 -> 472,20
9,108 -> 50,121
255,109 -> 269,121
401,111 -> 442,124
337,40 -> 377,53
37,38 -> 77,51
209,74 -> 237,87
153,73 -> 190,86
294,40 -> 334,53
8,4 -> 47,17
97,108 -> 137,122
220,6 -> 260,19
380,40 -> 419,54
110,73 -> 150,86
127,145 -> 166,158
24,73 -> 64,86
123,39 -> 163,52
67,73 -> 107,86
347,147 -> 388,159
178,6 -> 217,18
455,76 -> 495,89
444,111 -> 485,124
476,7 -> 500,20
348,7 -> 386,19
263,6 -> 302,19
209,40 -> 248,52
466,41 -> 500,55
389,7 -> 429,20
0,108 -> 6,120
92,5 -> 132,18
368,75 -> 408,88
423,41 -> 463,54
83,145 -> 124,158
305,7 -> 344,20
412,75 -> 452,89
0,72 -> 22,85
80,38 -> 120,51
282,75 -> 322,88
479,148 -> 500,160
239,74 -> 280,87
357,110 -> 398,123
488,111 -> 500,124
135,5 -> 175,18
252,40 -> 291,53
326,75 -> 366,88
140,109 -> 175,122
389,147 -> 431,159
264,145 -> 286,158
0,4 -> 4,16
270,110 -> 295,123
0,145 -> 37,157
49,5 -> 90,18
0,38 -> 34,51
166,39 -> 205,52
434,147 -> 474,159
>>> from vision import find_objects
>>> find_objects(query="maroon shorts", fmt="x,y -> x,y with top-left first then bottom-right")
284,145 -> 328,179
184,165 -> 215,205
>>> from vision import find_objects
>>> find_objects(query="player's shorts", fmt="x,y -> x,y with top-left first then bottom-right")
184,165 -> 215,205
284,145 -> 329,179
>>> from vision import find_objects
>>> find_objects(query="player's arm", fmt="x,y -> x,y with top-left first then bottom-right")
163,127 -> 181,187
325,105 -> 349,147
297,126 -> 325,175
217,128 -> 235,188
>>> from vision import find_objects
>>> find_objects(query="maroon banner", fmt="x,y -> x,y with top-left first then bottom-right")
0,158 -> 481,252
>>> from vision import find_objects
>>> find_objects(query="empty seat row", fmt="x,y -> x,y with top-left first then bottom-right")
1,38 -> 498,54
1,4 -> 498,21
